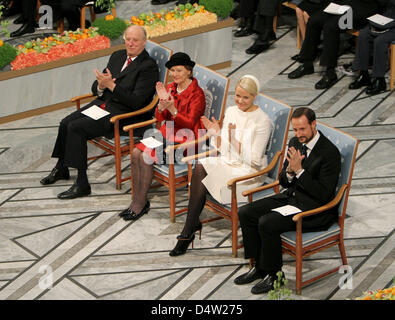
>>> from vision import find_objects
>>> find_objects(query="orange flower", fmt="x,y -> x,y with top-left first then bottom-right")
0,40 -> 4,47
105,15 -> 114,21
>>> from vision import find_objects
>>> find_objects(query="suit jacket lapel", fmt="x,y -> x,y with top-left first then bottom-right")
116,49 -> 148,80
302,132 -> 324,169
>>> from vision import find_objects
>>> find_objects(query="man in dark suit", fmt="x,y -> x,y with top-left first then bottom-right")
234,107 -> 341,294
288,0 -> 381,89
40,25 -> 159,199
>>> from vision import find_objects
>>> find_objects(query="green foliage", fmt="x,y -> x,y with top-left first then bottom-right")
268,272 -> 293,300
198,0 -> 233,19
0,4 -> 11,37
92,17 -> 127,39
95,0 -> 116,13
0,42 -> 17,69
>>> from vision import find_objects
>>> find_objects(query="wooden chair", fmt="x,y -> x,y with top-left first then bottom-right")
123,64 -> 229,222
55,1 -> 117,33
389,42 -> 395,90
183,94 -> 293,257
244,122 -> 359,294
71,40 -> 172,189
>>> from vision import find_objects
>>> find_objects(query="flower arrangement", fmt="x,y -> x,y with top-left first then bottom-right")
199,0 -> 233,19
355,283 -> 395,300
0,40 -> 18,69
11,27 -> 110,70
92,15 -> 128,39
129,3 -> 217,38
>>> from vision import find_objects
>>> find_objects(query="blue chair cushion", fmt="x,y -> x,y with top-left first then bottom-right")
153,163 -> 189,178
281,222 -> 341,247
101,135 -> 130,146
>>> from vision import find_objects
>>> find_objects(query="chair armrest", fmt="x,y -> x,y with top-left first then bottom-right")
227,151 -> 282,187
292,184 -> 348,222
181,148 -> 218,163
164,133 -> 210,153
111,96 -> 159,124
123,118 -> 158,132
70,93 -> 94,102
242,181 -> 280,197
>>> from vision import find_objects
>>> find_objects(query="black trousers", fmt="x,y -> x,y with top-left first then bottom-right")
51,102 -> 113,170
301,5 -> 378,69
353,25 -> 395,78
239,0 -> 258,18
238,195 -> 296,273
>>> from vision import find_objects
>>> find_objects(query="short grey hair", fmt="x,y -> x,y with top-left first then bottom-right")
123,25 -> 147,41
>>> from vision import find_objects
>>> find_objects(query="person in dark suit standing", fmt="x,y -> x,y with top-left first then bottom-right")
40,25 -> 159,199
288,0 -> 381,89
10,0 -> 36,37
234,107 -> 341,294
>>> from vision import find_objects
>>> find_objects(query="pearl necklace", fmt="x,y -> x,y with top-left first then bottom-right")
176,79 -> 192,94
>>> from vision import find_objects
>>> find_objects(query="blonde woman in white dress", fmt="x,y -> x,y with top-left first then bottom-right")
169,75 -> 273,256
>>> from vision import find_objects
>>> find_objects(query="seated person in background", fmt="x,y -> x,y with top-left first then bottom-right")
10,0 -> 36,37
234,0 -> 258,37
349,0 -> 395,95
169,75 -> 273,257
118,52 -> 206,221
234,107 -> 341,295
41,0 -> 101,31
291,0 -> 331,60
39,25 -> 159,199
245,0 -> 282,54
288,0 -> 381,89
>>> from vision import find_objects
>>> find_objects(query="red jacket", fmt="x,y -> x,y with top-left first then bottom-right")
155,78 -> 206,143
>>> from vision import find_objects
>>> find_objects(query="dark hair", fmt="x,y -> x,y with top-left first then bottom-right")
292,107 -> 316,124
184,65 -> 194,79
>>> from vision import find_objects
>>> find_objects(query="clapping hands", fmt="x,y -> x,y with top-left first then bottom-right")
201,116 -> 220,137
94,68 -> 116,91
156,82 -> 174,112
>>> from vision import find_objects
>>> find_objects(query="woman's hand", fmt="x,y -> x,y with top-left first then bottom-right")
156,81 -> 170,101
201,116 -> 220,136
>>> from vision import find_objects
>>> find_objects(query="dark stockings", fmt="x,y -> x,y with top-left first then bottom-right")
180,163 -> 207,237
130,148 -> 154,214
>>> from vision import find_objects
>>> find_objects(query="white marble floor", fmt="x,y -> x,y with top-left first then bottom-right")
0,1 -> 394,303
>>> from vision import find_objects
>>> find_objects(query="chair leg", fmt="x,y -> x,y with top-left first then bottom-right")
338,237 -> 348,266
80,6 -> 86,29
231,218 -> 238,258
57,19 -> 64,33
168,164 -> 176,223
390,44 -> 395,91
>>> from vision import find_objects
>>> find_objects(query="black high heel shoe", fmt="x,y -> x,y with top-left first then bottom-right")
177,222 -> 202,240
169,234 -> 195,256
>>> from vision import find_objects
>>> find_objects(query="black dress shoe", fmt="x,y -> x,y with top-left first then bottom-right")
366,78 -> 386,95
234,267 -> 264,285
122,201 -> 150,221
169,234 -> 195,256
57,183 -> 91,199
245,40 -> 270,54
288,64 -> 314,79
10,23 -> 35,37
234,26 -> 254,37
251,272 -> 285,294
315,73 -> 338,89
40,168 -> 70,185
349,73 -> 371,89
151,0 -> 174,4
13,15 -> 25,24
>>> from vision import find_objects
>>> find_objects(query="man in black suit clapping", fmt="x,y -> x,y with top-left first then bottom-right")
235,107 -> 341,294
40,25 -> 159,199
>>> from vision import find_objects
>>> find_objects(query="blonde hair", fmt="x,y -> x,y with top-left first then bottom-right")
237,75 -> 260,96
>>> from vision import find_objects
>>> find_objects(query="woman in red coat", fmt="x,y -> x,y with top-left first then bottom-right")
119,52 -> 206,221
